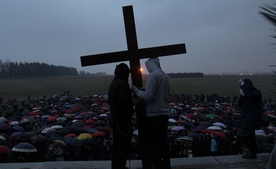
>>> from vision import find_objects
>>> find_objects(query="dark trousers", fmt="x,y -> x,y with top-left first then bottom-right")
237,128 -> 257,154
142,115 -> 171,169
111,124 -> 132,169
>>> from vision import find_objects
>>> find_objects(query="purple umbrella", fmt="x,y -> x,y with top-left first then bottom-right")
171,126 -> 185,131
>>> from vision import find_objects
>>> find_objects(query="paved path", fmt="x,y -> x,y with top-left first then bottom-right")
0,153 -> 270,169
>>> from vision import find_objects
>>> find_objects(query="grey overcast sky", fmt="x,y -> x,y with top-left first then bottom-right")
0,0 -> 275,75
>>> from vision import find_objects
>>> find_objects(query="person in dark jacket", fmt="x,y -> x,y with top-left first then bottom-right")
236,78 -> 262,158
108,63 -> 134,169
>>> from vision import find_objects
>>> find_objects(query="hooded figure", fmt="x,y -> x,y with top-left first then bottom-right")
114,63 -> 130,81
131,57 -> 171,169
238,78 -> 262,130
134,57 -> 170,117
108,63 -> 134,169
237,78 -> 262,159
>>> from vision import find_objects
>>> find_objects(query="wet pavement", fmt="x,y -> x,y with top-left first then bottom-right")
0,153 -> 270,169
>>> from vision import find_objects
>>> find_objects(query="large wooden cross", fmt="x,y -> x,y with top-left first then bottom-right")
81,5 -> 186,89
80,5 -> 186,165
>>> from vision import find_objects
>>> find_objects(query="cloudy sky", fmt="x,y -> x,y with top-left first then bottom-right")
0,0 -> 275,75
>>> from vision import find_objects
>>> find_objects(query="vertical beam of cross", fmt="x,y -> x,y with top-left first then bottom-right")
123,6 -> 143,89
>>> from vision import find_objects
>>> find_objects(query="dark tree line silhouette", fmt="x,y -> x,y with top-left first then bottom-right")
167,72 -> 204,78
0,60 -> 78,78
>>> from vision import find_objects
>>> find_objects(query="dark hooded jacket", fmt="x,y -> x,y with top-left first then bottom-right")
108,63 -> 134,126
238,79 -> 262,130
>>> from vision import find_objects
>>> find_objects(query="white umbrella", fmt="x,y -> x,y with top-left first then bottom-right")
168,118 -> 177,124
133,129 -> 139,136
12,142 -> 37,152
212,122 -> 227,129
41,127 -> 55,134
51,125 -> 63,129
207,126 -> 223,131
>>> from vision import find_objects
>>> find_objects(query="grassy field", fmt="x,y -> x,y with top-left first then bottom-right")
0,75 -> 275,102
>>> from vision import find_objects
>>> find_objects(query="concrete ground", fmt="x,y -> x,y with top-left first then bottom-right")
0,153 -> 270,169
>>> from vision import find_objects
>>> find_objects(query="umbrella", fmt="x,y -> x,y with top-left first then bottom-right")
183,122 -> 195,129
192,124 -> 209,132
20,118 -> 29,124
212,122 -> 227,129
32,106 -> 41,110
168,118 -> 177,124
12,142 -> 37,152
30,135 -> 48,143
41,127 -> 55,134
202,129 -> 226,139
63,133 -> 76,139
41,115 -> 50,119
52,139 -> 66,147
10,132 -> 24,141
0,117 -> 8,122
29,111 -> 38,116
8,120 -> 19,126
86,128 -> 98,134
99,113 -> 108,117
133,129 -> 139,136
167,126 -> 176,130
187,132 -> 200,139
186,113 -> 196,119
0,145 -> 11,153
47,116 -> 57,122
171,126 -> 185,131
91,131 -> 106,138
205,114 -> 217,119
0,134 -> 7,141
74,115 -> 83,119
0,122 -> 11,131
179,115 -> 192,122
0,139 -> 10,147
85,119 -> 95,124
207,126 -> 223,131
77,133 -> 92,140
177,136 -> 193,141
51,125 -> 63,129
56,117 -> 67,122
13,125 -> 25,132
64,137 -> 83,146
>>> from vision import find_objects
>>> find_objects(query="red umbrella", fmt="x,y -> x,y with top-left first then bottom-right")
0,145 -> 11,154
47,116 -> 57,122
29,111 -> 38,116
63,133 -> 76,139
186,113 -> 196,119
202,129 -> 226,139
91,131 -> 106,138
85,119 -> 95,124
0,145 -> 11,153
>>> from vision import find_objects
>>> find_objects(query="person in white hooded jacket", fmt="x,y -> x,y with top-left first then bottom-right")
131,57 -> 171,169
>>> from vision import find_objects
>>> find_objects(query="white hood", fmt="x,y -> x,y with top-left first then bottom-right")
145,57 -> 161,73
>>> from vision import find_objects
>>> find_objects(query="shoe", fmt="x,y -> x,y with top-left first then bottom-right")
241,153 -> 257,159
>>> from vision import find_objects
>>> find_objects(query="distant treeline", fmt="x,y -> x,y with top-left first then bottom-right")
167,72 -> 204,78
0,60 -> 78,78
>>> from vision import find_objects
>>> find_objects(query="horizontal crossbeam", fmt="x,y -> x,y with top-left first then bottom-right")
80,43 -> 186,66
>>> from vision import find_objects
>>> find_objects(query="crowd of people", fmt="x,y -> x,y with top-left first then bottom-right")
0,91 -> 274,163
